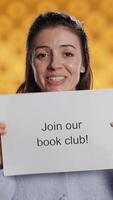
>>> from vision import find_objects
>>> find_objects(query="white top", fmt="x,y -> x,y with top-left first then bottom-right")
0,169 -> 113,200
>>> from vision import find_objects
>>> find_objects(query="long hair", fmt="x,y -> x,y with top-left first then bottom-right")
17,11 -> 92,93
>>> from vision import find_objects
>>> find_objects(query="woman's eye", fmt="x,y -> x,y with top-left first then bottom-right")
36,53 -> 48,60
63,52 -> 74,57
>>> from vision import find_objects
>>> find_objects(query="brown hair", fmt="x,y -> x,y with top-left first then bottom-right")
17,11 -> 92,93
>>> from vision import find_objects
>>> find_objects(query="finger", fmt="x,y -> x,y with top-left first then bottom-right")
0,128 -> 7,135
0,122 -> 6,129
110,122 -> 113,127
0,137 -> 3,168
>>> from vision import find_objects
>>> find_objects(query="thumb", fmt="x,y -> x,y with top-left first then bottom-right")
110,122 -> 113,127
0,136 -> 3,169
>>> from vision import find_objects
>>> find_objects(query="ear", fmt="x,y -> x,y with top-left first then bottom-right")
80,65 -> 85,73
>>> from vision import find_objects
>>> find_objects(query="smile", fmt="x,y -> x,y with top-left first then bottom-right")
46,76 -> 66,85
47,76 -> 66,81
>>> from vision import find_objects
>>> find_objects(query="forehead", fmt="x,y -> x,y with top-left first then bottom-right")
33,25 -> 81,48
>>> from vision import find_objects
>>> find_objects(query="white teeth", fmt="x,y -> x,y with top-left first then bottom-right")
47,76 -> 65,81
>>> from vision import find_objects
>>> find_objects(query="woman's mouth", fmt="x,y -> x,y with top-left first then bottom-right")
46,76 -> 66,85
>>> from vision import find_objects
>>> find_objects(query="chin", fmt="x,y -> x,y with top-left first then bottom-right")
46,87 -> 64,92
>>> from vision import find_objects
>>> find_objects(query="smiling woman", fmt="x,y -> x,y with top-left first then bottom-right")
0,11 -> 113,200
31,26 -> 85,92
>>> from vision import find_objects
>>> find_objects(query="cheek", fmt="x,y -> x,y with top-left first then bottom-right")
32,60 -> 44,81
67,55 -> 82,69
32,67 -> 45,90
68,61 -> 82,86
68,61 -> 82,76
34,67 -> 44,83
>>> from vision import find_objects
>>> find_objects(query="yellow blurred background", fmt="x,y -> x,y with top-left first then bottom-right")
0,0 -> 113,93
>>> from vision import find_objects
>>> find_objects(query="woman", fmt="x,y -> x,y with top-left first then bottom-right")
0,11 -> 113,200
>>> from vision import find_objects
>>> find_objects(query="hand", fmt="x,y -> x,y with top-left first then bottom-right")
0,122 -> 6,169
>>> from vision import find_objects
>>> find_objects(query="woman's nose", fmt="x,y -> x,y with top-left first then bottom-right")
47,55 -> 62,70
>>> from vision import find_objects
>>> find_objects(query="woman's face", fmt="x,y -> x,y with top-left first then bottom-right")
31,26 -> 85,92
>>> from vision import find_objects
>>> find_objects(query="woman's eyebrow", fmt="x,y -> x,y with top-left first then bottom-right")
34,44 -> 76,51
34,46 -> 49,51
60,44 -> 76,49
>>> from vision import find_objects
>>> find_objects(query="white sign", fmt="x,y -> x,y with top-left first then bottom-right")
1,89 -> 113,176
